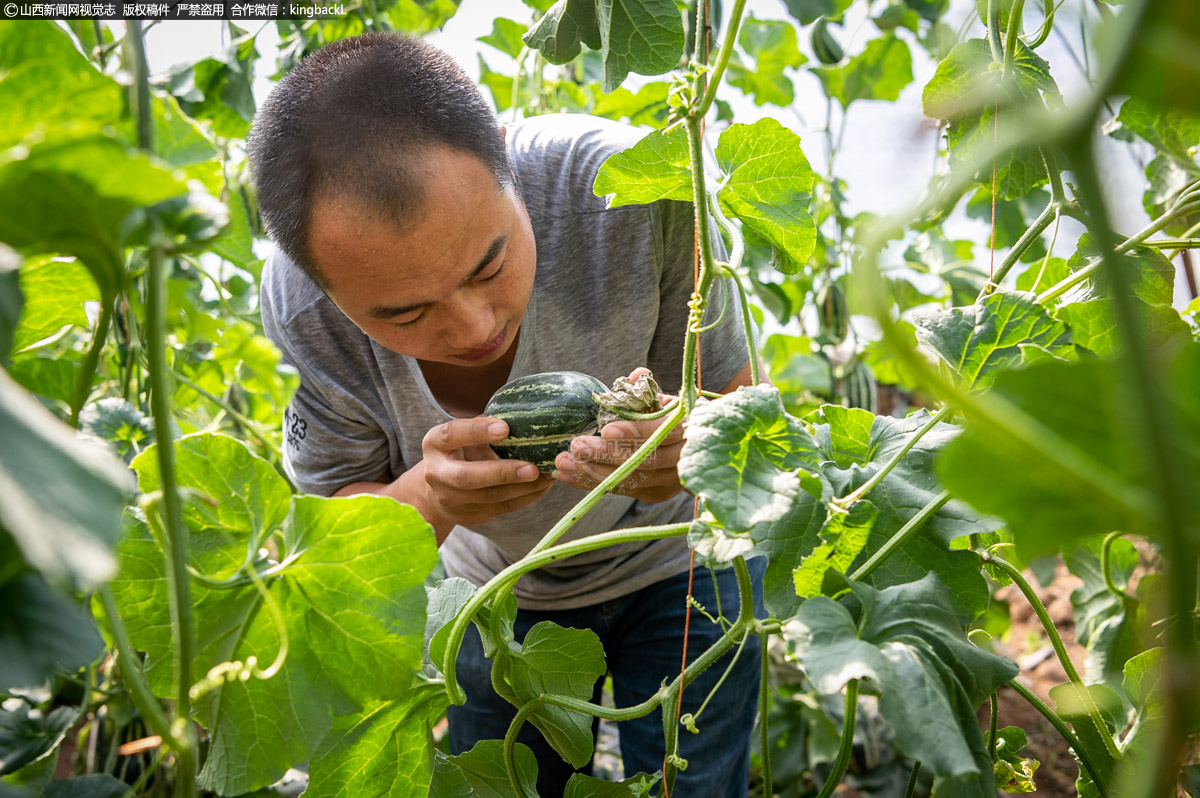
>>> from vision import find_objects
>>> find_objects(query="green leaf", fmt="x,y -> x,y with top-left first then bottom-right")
812,34 -> 913,110
1111,0 -> 1200,116
0,244 -> 19,364
678,384 -> 823,533
727,18 -> 807,107
1055,297 -> 1189,359
431,740 -> 539,798
716,118 -> 816,273
78,398 -> 156,464
0,22 -> 123,152
525,0 -> 683,91
1062,537 -> 1141,691
1108,96 -> 1200,165
793,499 -> 876,599
155,32 -> 258,139
590,81 -> 671,127
0,369 -> 132,589
965,187 -> 1049,263
422,578 -> 478,679
923,39 -> 1060,199
939,356 -> 1162,555
781,0 -> 852,26
593,126 -> 691,208
0,574 -> 104,693
478,17 -> 530,58
913,290 -> 1073,390
1048,680 -> 1122,795
42,775 -> 133,798
505,622 -> 606,767
524,0 -> 601,64
985,726 -> 1039,793
11,257 -> 97,355
564,771 -> 660,797
1065,234 -> 1177,307
782,574 -> 1017,796
386,0 -> 463,34
7,359 -> 76,408
112,434 -> 437,795
0,134 -> 187,301
0,704 -> 76,776
1015,256 -> 1069,294
306,681 -> 449,798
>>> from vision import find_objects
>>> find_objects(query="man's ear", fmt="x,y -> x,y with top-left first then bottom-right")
500,125 -> 507,143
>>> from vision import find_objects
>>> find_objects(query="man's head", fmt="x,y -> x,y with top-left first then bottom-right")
248,33 -> 536,368
247,32 -> 512,290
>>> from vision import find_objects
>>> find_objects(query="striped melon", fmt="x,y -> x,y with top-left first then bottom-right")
484,371 -> 608,472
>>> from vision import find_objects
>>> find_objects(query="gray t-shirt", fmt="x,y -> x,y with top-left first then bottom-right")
260,113 -> 748,610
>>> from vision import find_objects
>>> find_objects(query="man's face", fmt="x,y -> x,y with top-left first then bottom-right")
308,147 -> 535,367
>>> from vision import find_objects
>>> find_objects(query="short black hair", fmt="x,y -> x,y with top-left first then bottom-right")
246,33 -> 511,288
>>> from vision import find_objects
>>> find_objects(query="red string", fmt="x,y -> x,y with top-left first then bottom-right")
663,3 -> 710,792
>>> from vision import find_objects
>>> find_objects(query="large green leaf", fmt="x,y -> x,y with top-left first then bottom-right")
782,574 -> 1018,797
812,34 -> 913,110
0,704 -> 76,776
913,290 -> 1073,390
8,359 -> 77,408
0,22 -> 123,151
0,134 -> 187,301
564,772 -> 660,797
1055,297 -> 1189,359
1065,235 -> 1177,307
0,575 -> 105,692
792,499 -> 876,599
504,622 -> 606,768
10,257 -> 97,356
478,17 -> 530,59
922,38 -> 1060,199
727,18 -> 807,107
0,368 -> 132,589
678,384 -> 823,533
1108,96 -> 1200,165
593,126 -> 691,208
306,681 -> 449,798
524,0 -> 684,91
715,119 -> 817,273
524,0 -> 600,63
938,349 -> 1200,554
112,433 -> 437,795
430,740 -> 539,798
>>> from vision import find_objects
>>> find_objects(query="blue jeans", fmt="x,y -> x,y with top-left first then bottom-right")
447,557 -> 767,798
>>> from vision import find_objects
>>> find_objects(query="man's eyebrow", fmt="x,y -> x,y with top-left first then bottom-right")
365,234 -> 509,319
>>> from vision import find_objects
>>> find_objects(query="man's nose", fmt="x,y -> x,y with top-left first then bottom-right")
443,294 -> 495,347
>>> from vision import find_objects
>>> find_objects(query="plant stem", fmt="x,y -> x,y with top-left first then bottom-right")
903,761 -> 921,798
986,0 -> 1004,63
986,552 -> 1121,760
681,114 -> 721,411
978,200 -> 1057,299
988,691 -> 1000,758
170,368 -> 281,456
816,679 -> 859,798
129,20 -> 196,798
837,406 -> 952,508
527,402 -> 685,557
758,630 -> 772,798
1002,0 -> 1026,80
69,301 -> 112,427
442,523 -> 692,704
503,698 -> 542,795
1099,531 -> 1133,601
693,0 -> 748,120
1007,680 -> 1110,797
849,490 -> 951,582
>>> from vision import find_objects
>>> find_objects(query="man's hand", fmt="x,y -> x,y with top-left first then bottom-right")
417,417 -> 555,529
551,368 -> 685,503
337,416 -> 553,545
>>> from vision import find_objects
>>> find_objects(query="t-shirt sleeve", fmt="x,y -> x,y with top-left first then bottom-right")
645,198 -> 749,395
259,251 -> 395,497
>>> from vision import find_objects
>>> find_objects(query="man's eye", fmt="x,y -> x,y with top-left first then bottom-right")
391,314 -> 422,328
481,261 -> 506,282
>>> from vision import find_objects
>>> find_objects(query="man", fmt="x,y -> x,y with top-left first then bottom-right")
248,31 -> 764,797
